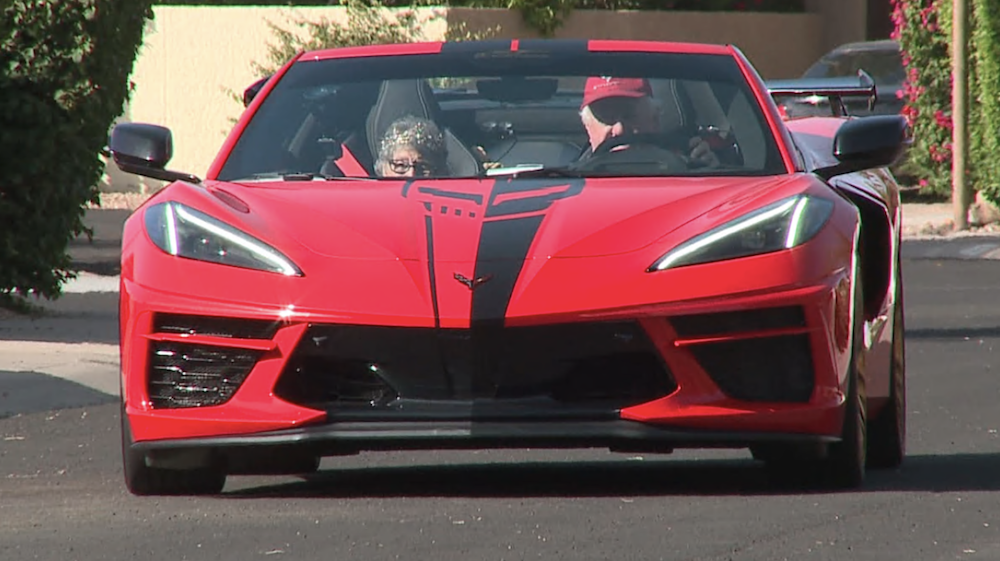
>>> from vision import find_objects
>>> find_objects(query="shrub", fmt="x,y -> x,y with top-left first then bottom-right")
0,0 -> 154,301
446,0 -> 806,37
894,0 -> 1000,203
232,0 -> 497,101
893,0 -> 952,197
250,0 -> 435,79
971,0 -> 1000,205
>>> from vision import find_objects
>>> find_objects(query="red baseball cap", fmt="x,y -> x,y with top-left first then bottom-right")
581,76 -> 653,108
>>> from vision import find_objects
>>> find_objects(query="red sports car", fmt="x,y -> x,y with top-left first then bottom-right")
110,39 -> 908,495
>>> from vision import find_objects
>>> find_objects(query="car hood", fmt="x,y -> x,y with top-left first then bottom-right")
214,175 -> 803,263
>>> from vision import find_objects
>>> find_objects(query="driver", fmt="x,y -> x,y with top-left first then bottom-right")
577,76 -> 720,167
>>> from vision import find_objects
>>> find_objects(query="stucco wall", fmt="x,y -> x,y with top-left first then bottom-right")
104,5 -> 856,193
448,8 -> 825,81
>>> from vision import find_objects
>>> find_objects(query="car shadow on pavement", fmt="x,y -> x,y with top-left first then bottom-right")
863,453 -> 1000,493
0,292 -> 119,345
0,371 -> 117,419
221,452 -> 1000,498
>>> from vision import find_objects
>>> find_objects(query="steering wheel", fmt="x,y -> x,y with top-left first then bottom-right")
574,132 -> 689,172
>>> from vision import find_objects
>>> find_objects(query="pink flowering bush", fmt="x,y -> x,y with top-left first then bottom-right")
893,0 -> 953,196
895,0 -> 1000,203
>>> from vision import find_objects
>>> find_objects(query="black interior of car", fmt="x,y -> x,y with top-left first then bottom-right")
222,69 -> 777,181
312,78 -> 592,177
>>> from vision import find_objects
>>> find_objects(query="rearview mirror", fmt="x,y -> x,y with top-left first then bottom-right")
109,123 -> 201,184
476,77 -> 558,102
815,115 -> 909,180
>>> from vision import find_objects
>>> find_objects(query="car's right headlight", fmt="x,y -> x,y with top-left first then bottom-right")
144,201 -> 302,276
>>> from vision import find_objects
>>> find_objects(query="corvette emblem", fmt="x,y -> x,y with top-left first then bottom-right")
454,272 -> 493,290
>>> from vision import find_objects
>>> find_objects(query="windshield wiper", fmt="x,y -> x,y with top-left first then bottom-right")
231,172 -> 376,182
481,165 -> 586,179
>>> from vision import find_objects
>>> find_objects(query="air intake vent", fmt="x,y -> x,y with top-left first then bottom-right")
153,313 -> 278,340
687,334 -> 814,403
274,322 -> 676,414
670,306 -> 806,338
148,342 -> 261,409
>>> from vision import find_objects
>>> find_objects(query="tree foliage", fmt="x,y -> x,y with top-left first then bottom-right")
0,1 -> 154,300
970,0 -> 1000,205
251,0 -> 432,79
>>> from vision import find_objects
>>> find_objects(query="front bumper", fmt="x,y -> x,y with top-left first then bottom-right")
134,419 -> 841,462
121,263 -> 853,449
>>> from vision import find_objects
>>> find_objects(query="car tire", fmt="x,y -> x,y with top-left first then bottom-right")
762,259 -> 867,490
120,403 -> 226,496
867,256 -> 906,469
814,260 -> 868,489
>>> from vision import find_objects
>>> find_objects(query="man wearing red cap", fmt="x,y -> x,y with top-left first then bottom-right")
578,76 -> 720,167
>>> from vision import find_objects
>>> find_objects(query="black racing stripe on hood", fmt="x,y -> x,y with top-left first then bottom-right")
424,214 -> 441,329
469,177 -> 585,324
469,215 -> 544,326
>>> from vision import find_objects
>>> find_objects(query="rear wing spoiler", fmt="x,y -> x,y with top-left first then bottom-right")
765,70 -> 878,117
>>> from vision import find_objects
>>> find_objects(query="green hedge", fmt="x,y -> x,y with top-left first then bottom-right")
0,1 -> 154,301
971,0 -> 1000,206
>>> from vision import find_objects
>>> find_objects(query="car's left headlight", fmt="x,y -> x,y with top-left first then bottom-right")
144,201 -> 303,276
648,195 -> 834,271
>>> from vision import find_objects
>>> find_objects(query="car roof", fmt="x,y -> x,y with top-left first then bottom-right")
302,39 -> 735,61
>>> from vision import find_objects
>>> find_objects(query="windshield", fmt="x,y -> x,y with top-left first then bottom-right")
217,49 -> 785,181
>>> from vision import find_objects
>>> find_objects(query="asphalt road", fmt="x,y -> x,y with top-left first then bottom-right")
3,250 -> 1000,561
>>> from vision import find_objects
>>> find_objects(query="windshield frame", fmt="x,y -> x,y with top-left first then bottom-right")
212,47 -> 789,182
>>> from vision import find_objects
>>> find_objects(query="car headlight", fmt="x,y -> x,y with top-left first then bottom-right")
648,195 -> 834,271
144,201 -> 302,276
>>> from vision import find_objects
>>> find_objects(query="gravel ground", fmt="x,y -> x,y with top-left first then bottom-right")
88,192 -> 153,211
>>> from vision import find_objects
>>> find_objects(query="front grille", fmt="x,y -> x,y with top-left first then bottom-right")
670,306 -> 806,338
148,342 -> 262,409
686,334 -> 814,403
274,322 -> 676,415
153,313 -> 279,340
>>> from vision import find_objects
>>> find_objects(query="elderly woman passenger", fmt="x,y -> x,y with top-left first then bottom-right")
375,115 -> 449,178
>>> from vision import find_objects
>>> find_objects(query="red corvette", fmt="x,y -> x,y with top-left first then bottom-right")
110,39 -> 908,495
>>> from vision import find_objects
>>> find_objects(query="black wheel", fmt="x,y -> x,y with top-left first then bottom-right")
121,403 -> 226,496
867,256 -> 906,469
815,261 -> 868,489
762,259 -> 867,490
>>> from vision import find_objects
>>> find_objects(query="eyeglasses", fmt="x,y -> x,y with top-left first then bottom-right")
388,159 -> 434,176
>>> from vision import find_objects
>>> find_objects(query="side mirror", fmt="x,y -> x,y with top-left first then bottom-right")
815,115 -> 910,180
109,123 -> 201,184
243,75 -> 270,107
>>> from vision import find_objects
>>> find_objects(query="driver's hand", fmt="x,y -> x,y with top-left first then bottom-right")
688,136 -> 720,167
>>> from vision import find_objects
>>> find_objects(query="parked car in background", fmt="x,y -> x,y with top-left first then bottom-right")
777,40 -> 905,119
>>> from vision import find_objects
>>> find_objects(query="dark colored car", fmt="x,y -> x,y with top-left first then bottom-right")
778,40 -> 905,118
